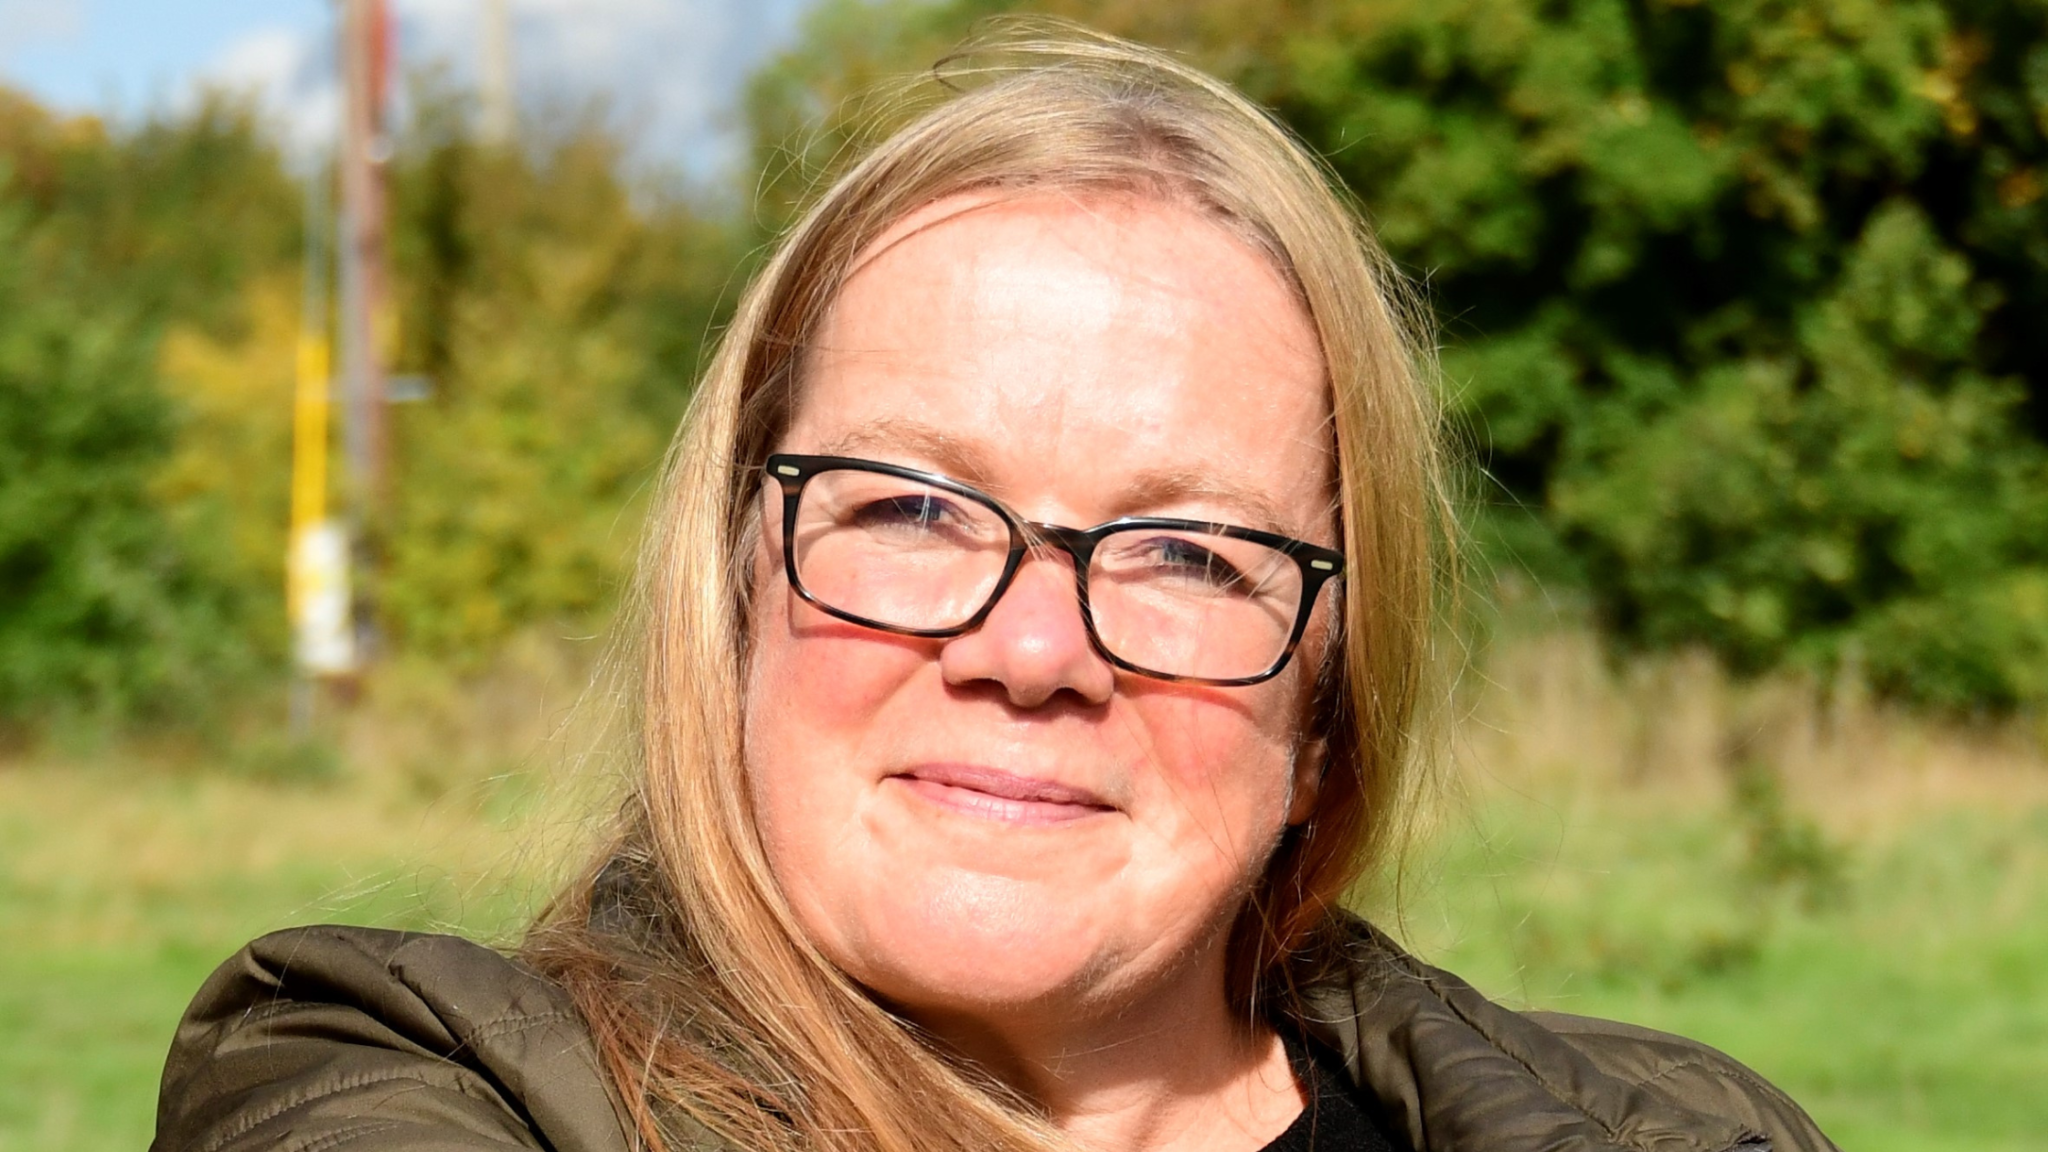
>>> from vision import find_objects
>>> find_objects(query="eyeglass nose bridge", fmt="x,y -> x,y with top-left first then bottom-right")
960,518 -> 1115,663
978,520 -> 1105,616
1018,520 -> 1101,564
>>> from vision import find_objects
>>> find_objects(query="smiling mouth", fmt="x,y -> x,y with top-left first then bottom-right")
889,764 -> 1116,825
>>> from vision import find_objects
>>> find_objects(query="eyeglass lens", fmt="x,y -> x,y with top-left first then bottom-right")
788,468 -> 1305,681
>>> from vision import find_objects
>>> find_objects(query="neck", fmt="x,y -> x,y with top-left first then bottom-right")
915,949 -> 1304,1152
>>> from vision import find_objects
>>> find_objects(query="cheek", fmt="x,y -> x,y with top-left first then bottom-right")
1120,687 -> 1305,862
751,618 -> 903,746
745,525 -> 934,728
743,580 -> 930,851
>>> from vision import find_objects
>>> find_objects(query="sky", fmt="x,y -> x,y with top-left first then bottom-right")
0,0 -> 817,177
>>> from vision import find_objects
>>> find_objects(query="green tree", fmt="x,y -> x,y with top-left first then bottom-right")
374,87 -> 749,659
0,196 -> 242,725
0,88 -> 309,729
2,75 -> 750,727
1253,0 -> 2048,708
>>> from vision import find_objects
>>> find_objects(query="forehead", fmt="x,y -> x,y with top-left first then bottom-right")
784,192 -> 1333,535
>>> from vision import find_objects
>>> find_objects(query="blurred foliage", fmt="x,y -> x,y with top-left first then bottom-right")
7,0 -> 2048,728
153,278 -> 301,667
1730,760 -> 1850,913
747,0 -> 2048,710
376,84 -> 744,659
0,91 -> 278,728
0,80 -> 744,732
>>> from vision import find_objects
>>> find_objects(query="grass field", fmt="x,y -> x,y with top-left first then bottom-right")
2,631 -> 2045,1152
0,758 -> 555,1152
1401,786 -> 2048,1151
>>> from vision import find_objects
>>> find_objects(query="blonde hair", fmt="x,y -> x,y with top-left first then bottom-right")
524,23 -> 1449,1152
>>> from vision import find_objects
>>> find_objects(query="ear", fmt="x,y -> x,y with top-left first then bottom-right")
1286,738 -> 1327,826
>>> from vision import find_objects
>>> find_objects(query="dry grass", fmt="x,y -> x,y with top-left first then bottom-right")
0,631 -> 620,955
1453,625 -> 2048,833
1399,625 -> 2048,1152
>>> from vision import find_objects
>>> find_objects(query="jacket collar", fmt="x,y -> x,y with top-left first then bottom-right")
1295,916 -> 1765,1152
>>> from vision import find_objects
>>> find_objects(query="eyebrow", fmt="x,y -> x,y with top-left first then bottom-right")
808,418 -> 1306,536
1111,466 -> 1297,536
812,420 -> 988,483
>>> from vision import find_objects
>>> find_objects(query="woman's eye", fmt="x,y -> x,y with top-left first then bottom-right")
850,494 -> 959,530
1143,537 -> 1247,590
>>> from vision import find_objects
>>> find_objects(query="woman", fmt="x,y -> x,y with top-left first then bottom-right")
153,29 -> 1837,1152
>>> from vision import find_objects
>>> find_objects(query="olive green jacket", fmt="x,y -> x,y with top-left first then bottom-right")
151,922 -> 1836,1152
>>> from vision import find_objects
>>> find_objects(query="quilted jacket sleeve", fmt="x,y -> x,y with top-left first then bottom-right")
151,926 -> 636,1152
1528,1011 -> 1838,1152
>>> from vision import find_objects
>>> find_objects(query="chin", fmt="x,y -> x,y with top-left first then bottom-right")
827,866 -> 1137,1021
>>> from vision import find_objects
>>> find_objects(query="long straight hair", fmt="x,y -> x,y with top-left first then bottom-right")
524,24 -> 1451,1152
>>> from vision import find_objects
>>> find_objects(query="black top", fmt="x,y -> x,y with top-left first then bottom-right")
1259,1034 -> 1402,1152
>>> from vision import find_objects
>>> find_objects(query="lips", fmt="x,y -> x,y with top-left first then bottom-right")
889,763 -> 1116,825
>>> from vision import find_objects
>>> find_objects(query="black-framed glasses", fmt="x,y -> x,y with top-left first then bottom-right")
763,454 -> 1344,686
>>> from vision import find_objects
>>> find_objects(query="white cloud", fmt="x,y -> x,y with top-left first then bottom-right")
400,0 -> 812,177
188,24 -> 338,166
183,0 -> 811,178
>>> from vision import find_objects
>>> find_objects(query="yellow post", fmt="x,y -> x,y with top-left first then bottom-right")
287,330 -> 330,625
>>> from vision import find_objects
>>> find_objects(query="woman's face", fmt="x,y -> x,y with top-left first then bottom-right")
744,192 -> 1337,1038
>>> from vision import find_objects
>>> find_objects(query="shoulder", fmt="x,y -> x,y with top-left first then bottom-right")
1301,915 -> 1840,1152
152,925 -> 634,1152
1523,1010 -> 1836,1152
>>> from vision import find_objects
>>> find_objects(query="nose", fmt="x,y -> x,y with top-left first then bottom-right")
938,547 -> 1115,709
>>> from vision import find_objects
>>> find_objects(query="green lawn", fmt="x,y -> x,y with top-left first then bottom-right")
1399,784 -> 2048,1152
3,754 -> 2044,1152
0,760 -> 551,1152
